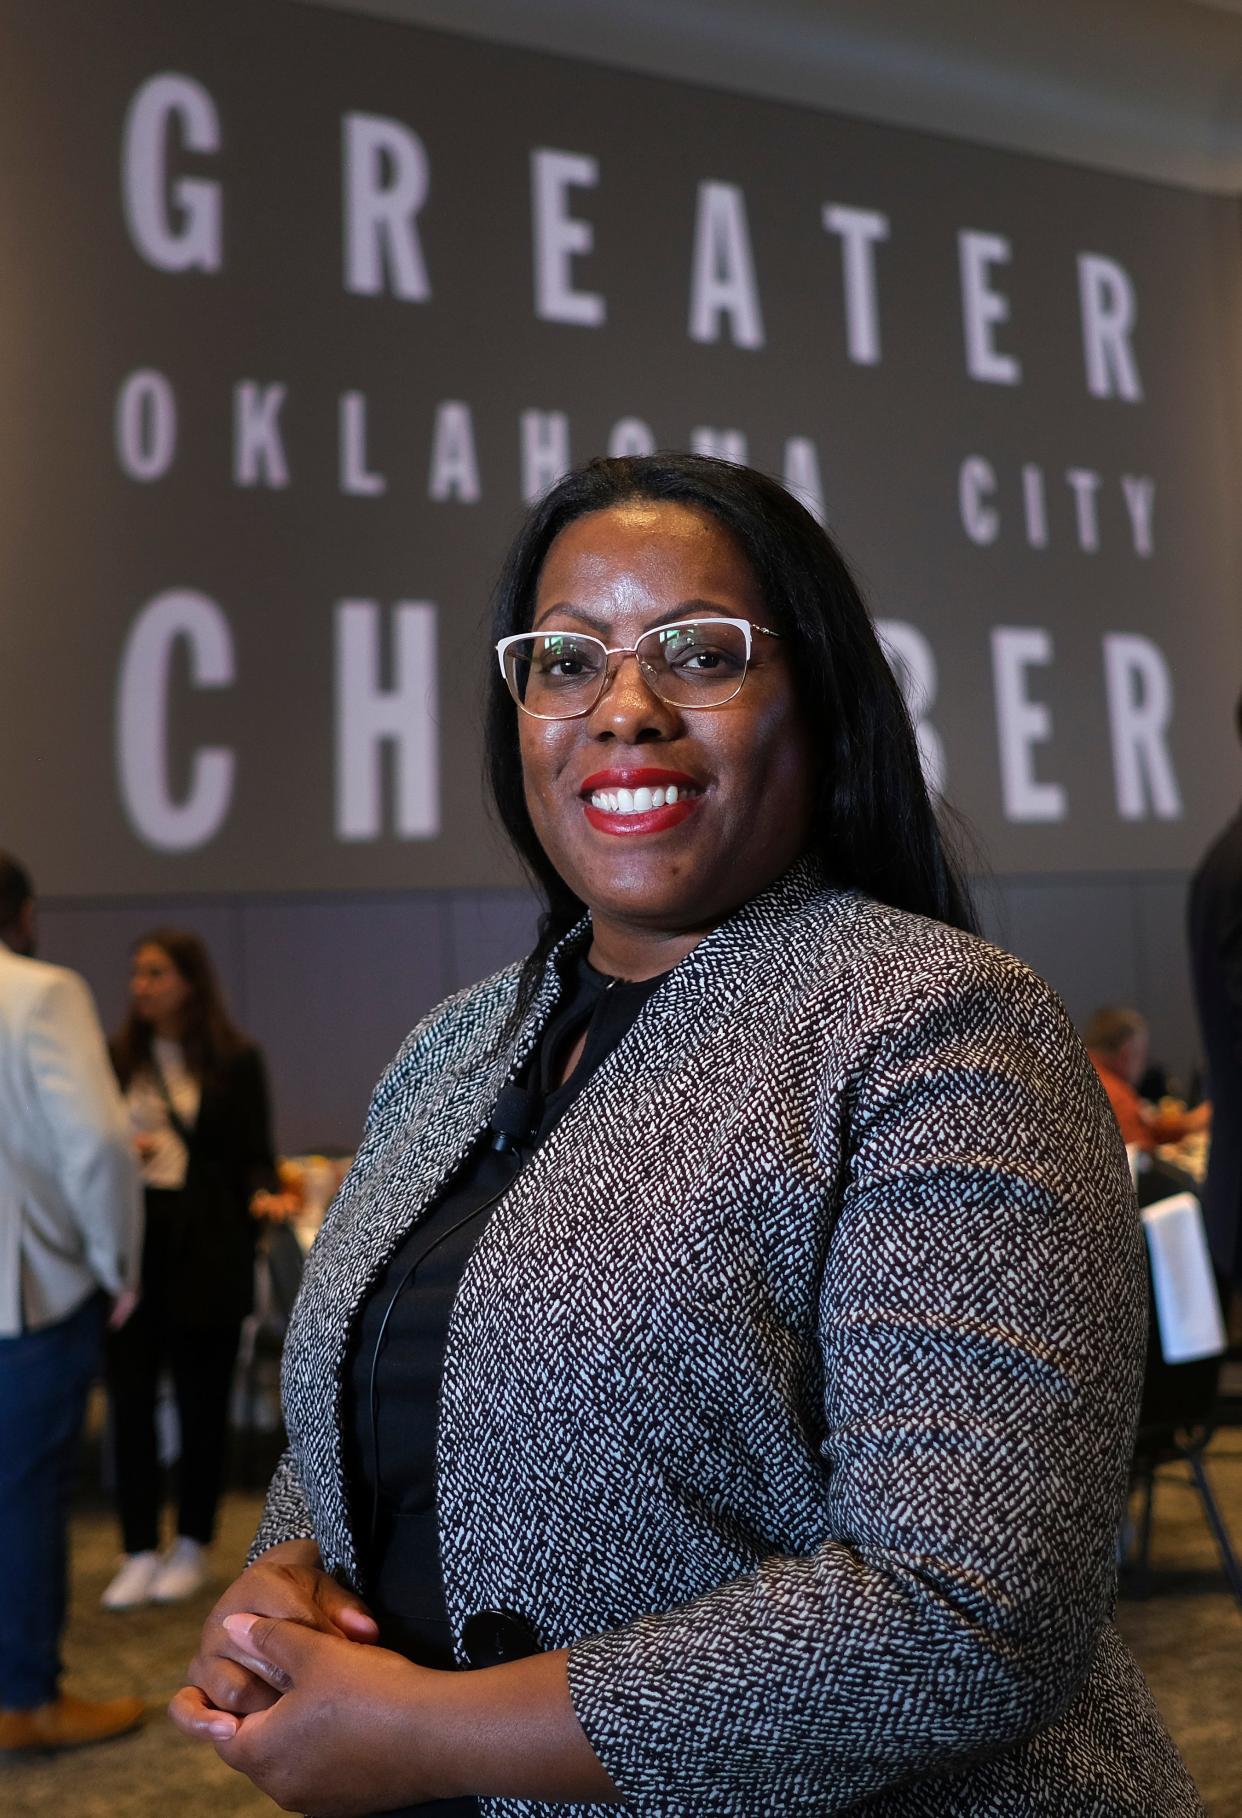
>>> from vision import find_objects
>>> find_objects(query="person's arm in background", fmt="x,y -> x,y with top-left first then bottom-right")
28,970 -> 142,1324
1143,1098 -> 1211,1144
231,1044 -> 279,1195
1219,896 -> 1242,1073
234,1044 -> 297,1220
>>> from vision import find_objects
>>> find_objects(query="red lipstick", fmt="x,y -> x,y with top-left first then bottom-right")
579,767 -> 704,838
579,767 -> 700,794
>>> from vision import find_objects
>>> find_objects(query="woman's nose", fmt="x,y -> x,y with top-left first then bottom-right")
587,652 -> 680,740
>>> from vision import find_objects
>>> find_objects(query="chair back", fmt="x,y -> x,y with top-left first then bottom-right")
1135,1163 -> 1225,1436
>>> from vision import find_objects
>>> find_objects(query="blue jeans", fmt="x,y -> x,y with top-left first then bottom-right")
0,1292 -> 105,1707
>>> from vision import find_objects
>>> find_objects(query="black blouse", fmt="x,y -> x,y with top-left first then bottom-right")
342,953 -> 666,1818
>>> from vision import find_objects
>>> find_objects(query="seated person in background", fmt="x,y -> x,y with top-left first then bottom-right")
1084,1006 -> 1210,1151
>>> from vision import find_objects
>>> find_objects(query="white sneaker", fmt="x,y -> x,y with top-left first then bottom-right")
150,1537 -> 208,1603
101,1550 -> 161,1611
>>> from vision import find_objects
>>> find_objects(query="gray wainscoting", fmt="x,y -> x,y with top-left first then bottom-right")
39,870 -> 1200,1154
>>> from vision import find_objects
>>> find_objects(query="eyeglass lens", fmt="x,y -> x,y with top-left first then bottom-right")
503,620 -> 750,717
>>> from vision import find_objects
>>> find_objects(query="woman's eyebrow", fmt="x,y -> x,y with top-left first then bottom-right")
530,598 -> 733,634
531,602 -> 609,634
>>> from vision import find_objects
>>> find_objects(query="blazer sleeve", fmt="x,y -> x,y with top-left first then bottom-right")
567,953 -> 1145,1811
28,970 -> 142,1298
249,1447 -> 317,1562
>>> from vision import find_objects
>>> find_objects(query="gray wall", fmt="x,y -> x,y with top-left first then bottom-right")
979,872 -> 1206,1098
301,0 -> 1242,193
20,0 -> 1242,1145
38,864 -> 1210,1155
38,889 -> 541,1154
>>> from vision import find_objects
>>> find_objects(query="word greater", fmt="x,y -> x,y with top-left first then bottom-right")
123,74 -> 1143,399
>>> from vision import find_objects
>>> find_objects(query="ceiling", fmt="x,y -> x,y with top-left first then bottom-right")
292,0 -> 1242,191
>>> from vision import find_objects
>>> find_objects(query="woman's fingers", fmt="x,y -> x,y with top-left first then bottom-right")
188,1625 -> 445,1815
312,1576 -> 380,1641
169,1683 -> 240,1742
222,1561 -> 378,1642
188,1650 -> 281,1714
220,1612 -> 305,1691
180,1559 -> 380,1745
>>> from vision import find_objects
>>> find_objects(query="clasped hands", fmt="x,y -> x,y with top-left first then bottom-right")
168,1541 -> 463,1815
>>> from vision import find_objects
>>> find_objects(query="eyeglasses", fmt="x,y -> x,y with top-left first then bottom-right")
496,617 -> 782,721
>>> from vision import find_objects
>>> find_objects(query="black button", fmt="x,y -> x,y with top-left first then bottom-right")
461,1608 -> 542,1669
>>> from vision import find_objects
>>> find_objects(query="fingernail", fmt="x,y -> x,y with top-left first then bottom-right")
208,1719 -> 237,1740
223,1612 -> 258,1639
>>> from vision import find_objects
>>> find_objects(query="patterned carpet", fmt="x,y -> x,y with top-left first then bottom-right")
3,1439 -> 1240,1815
1116,1431 -> 1242,1816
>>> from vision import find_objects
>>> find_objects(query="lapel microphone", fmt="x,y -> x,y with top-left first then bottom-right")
489,1082 -> 540,1152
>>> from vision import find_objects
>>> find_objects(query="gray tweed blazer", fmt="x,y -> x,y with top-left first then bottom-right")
254,860 -> 1201,1816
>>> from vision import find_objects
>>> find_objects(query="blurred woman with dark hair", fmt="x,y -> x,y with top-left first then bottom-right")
102,929 -> 287,1611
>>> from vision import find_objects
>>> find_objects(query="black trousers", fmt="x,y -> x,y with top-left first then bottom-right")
105,1189 -> 242,1553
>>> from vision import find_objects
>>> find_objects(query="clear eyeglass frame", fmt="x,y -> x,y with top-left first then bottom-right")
495,616 -> 783,721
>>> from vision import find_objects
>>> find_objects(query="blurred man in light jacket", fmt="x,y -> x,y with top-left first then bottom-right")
0,851 -> 145,1752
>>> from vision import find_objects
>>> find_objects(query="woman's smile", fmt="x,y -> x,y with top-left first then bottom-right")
580,765 -> 706,835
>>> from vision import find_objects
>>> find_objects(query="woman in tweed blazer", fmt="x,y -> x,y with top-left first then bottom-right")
174,455 -> 1200,1816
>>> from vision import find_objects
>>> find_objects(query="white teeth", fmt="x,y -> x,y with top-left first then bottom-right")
588,783 -> 696,815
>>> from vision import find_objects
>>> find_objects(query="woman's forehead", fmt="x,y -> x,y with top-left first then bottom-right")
535,501 -> 760,619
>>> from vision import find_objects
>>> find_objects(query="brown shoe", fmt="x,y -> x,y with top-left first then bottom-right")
0,1692 -> 145,1752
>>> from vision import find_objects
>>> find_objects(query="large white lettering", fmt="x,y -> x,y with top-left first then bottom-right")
115,370 -> 177,481
340,391 -> 386,496
428,402 -> 481,502
690,427 -> 748,464
959,456 -> 999,545
335,601 -> 439,840
688,183 -> 764,349
959,231 -> 1021,385
531,150 -> 605,326
343,113 -> 431,300
121,74 -> 222,272
607,417 -> 657,458
233,382 -> 290,488
1102,634 -> 1181,820
782,437 -> 825,525
1078,254 -> 1143,402
520,410 -> 570,503
116,590 -> 235,851
991,628 -> 1066,821
955,459 -> 1154,557
822,204 -> 889,365
1065,467 -> 1101,552
1022,464 -> 1049,548
876,619 -> 946,794
1121,476 -> 1156,557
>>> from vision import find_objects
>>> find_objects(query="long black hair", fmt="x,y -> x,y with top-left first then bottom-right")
485,453 -> 976,1007
111,926 -> 246,1089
